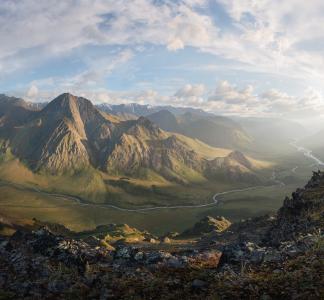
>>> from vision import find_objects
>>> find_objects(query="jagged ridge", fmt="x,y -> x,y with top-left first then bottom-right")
0,93 -> 261,182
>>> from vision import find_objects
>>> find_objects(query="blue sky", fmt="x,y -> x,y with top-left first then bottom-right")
1,0 -> 324,120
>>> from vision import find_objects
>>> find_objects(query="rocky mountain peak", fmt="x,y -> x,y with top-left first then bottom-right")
45,92 -> 77,109
131,116 -> 162,137
42,93 -> 108,128
136,116 -> 157,128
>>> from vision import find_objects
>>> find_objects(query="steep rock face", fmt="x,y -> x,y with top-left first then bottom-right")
268,170 -> 324,245
41,93 -> 87,138
3,93 -> 118,173
35,121 -> 90,173
7,94 -> 91,172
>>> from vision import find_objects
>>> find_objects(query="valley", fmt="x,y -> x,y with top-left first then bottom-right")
0,93 -> 322,235
0,140 -> 318,234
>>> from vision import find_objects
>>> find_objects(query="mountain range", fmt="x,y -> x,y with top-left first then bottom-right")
146,109 -> 252,150
0,93 -> 266,185
98,103 -> 253,150
98,102 -> 309,154
97,102 -> 210,119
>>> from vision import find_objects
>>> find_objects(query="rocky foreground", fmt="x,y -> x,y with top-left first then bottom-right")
0,172 -> 324,299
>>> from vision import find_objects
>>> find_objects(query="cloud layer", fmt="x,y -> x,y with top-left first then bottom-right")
1,0 -> 324,119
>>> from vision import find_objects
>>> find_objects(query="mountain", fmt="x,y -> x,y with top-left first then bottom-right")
147,110 -> 252,150
105,119 -> 262,183
98,103 -> 253,150
96,102 -> 210,118
0,93 -> 116,173
0,94 -> 38,127
145,109 -> 180,132
0,93 -> 265,184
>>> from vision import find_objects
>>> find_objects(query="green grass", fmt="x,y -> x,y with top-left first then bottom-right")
0,180 -> 296,235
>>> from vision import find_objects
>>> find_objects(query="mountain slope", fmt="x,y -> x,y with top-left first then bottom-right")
3,93 -> 117,173
0,94 -> 37,127
0,93 -> 268,183
147,110 -> 252,150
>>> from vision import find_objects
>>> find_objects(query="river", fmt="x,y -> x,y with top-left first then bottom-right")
1,141 -> 323,212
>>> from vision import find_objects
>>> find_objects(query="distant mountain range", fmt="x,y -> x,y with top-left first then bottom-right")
146,109 -> 252,150
97,103 -> 309,153
0,93 -> 266,184
97,103 -> 252,150
96,102 -> 210,118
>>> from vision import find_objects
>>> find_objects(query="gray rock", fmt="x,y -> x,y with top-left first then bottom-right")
166,257 -> 183,268
134,251 -> 144,261
100,288 -> 113,300
192,279 -> 207,289
250,249 -> 265,264
115,247 -> 131,259
48,280 -> 67,293
263,250 -> 282,263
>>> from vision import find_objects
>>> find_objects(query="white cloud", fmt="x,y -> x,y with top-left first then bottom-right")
167,38 -> 185,51
26,84 -> 39,98
207,80 -> 324,118
208,81 -> 256,105
175,84 -> 205,98
174,84 -> 206,107
2,0 -> 324,113
215,0 -> 324,80
0,0 -> 214,72
17,78 -> 324,122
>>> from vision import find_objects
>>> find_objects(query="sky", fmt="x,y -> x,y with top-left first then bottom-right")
1,0 -> 324,122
